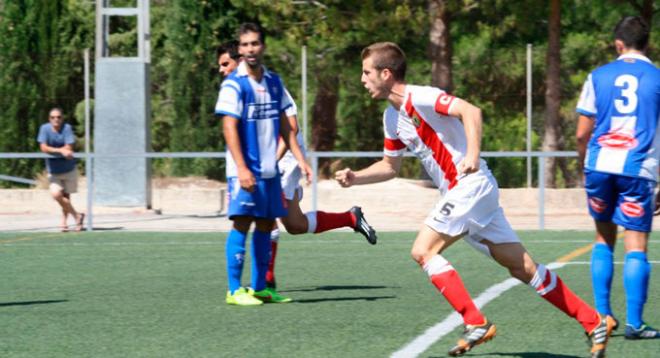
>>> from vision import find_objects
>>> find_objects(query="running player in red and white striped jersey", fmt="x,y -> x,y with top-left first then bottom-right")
335,42 -> 615,357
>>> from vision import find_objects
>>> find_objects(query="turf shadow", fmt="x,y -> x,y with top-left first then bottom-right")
293,295 -> 396,303
0,299 -> 68,307
282,285 -> 397,293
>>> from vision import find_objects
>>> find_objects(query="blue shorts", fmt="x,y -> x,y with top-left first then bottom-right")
584,170 -> 655,232
227,176 -> 287,220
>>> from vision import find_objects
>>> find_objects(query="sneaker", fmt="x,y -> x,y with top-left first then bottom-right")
448,319 -> 497,357
624,323 -> 660,340
350,206 -> 377,245
226,287 -> 263,306
251,287 -> 292,303
587,314 -> 616,358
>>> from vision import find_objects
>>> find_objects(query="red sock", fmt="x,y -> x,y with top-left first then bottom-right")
310,211 -> 355,233
530,264 -> 600,332
425,256 -> 485,326
266,240 -> 278,284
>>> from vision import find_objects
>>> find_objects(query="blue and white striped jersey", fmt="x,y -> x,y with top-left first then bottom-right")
215,61 -> 293,179
577,53 -> 660,181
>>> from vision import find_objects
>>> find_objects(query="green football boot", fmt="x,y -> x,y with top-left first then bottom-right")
251,287 -> 293,303
226,287 -> 263,306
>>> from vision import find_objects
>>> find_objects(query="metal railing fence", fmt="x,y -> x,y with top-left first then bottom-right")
0,150 -> 577,230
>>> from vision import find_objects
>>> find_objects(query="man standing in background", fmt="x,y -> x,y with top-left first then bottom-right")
37,107 -> 84,232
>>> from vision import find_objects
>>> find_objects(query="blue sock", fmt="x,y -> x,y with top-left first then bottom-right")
250,230 -> 271,292
591,242 -> 614,316
624,251 -> 650,329
226,229 -> 247,294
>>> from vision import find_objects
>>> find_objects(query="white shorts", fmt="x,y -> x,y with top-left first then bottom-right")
48,169 -> 78,195
424,169 -> 519,257
279,154 -> 303,201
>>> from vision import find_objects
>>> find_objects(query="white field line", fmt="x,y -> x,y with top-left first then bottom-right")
0,239 -> 601,246
391,258 -> 660,358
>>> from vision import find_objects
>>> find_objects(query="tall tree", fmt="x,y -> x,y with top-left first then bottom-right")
0,1 -> 93,186
542,0 -> 562,187
622,0 -> 657,25
158,0 -> 245,179
428,0 -> 452,91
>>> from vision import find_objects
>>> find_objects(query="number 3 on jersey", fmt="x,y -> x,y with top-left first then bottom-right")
614,74 -> 638,114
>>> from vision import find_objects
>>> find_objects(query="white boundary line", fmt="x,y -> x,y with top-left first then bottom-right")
390,262 -> 566,358
391,261 -> 660,358
391,259 -> 660,358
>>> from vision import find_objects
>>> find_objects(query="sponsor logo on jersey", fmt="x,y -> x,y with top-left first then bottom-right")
620,200 -> 644,218
597,131 -> 638,150
589,197 -> 608,213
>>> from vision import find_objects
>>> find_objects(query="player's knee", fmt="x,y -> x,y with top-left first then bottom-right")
507,259 -> 536,283
254,220 -> 275,232
232,217 -> 252,232
410,248 -> 429,266
282,220 -> 306,235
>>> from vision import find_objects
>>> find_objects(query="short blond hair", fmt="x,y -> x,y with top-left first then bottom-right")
361,42 -> 407,81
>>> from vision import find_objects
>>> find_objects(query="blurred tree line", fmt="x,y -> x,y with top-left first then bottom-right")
0,0 -> 657,187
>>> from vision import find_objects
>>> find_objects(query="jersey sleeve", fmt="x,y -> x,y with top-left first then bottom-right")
282,87 -> 297,117
433,90 -> 460,116
383,107 -> 405,157
215,79 -> 242,119
576,74 -> 597,116
37,124 -> 47,143
63,124 -> 75,145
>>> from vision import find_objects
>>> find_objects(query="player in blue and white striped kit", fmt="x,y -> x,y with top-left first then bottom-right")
216,23 -> 311,306
576,16 -> 660,339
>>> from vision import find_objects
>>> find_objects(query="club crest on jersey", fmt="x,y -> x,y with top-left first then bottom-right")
411,113 -> 421,127
597,131 -> 638,150
620,200 -> 644,218
589,197 -> 607,214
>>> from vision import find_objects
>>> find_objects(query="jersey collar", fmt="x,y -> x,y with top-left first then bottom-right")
617,53 -> 652,64
236,61 -> 272,79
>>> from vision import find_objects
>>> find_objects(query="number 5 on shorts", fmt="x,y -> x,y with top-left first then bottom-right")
440,202 -> 455,216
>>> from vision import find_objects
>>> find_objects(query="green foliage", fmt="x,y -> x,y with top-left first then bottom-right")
0,0 -> 94,186
1,0 -> 658,187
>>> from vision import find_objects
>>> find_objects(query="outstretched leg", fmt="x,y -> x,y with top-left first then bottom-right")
280,191 -> 376,243
485,240 -> 615,357
412,226 -> 495,356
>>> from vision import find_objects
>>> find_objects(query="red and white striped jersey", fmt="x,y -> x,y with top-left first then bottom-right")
383,85 -> 488,194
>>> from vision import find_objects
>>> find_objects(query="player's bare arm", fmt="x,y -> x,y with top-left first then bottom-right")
576,115 -> 595,171
335,155 -> 402,187
40,142 -> 74,159
223,115 -> 256,192
279,112 -> 312,183
276,136 -> 287,161
447,99 -> 482,175
276,114 -> 298,161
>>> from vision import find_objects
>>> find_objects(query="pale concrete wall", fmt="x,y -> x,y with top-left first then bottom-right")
0,178 -> 593,231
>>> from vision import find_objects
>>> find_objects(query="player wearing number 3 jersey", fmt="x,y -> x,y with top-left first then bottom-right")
576,16 -> 660,340
335,42 -> 614,357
